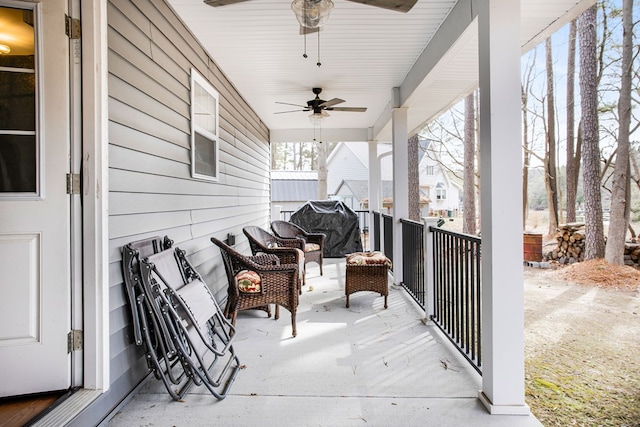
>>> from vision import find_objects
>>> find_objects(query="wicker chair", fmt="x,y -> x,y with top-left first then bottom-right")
271,220 -> 325,276
211,237 -> 300,337
243,225 -> 306,287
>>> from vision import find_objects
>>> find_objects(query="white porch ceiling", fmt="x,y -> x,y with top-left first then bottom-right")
167,0 -> 594,143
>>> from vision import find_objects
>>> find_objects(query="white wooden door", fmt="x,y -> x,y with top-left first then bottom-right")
0,0 -> 72,397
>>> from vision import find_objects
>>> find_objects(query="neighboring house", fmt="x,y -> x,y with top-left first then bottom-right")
334,179 -> 431,216
271,170 -> 318,217
328,142 -> 456,217
420,153 -> 462,217
333,179 -> 386,211
326,141 -> 393,197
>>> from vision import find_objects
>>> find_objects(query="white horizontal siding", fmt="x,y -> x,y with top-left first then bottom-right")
100,1 -> 272,422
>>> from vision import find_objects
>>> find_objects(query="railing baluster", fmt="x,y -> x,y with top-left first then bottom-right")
428,226 -> 482,375
373,212 -> 381,251
382,214 -> 393,266
400,219 -> 424,306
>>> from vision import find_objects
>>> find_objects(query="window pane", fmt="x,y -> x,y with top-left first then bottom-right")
0,134 -> 36,192
0,71 -> 36,131
194,82 -> 216,134
0,8 -> 35,69
194,132 -> 216,177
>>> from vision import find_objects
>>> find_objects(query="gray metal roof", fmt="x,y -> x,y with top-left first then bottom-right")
271,178 -> 318,202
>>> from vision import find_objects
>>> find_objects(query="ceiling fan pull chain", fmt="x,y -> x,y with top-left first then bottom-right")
303,29 -> 308,58
317,29 -> 321,67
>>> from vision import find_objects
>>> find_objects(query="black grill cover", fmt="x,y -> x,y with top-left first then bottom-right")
290,200 -> 363,258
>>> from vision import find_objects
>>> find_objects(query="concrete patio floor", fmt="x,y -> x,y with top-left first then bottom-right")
108,258 -> 541,427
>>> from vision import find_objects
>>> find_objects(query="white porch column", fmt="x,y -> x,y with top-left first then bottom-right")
82,0 -> 110,392
368,140 -> 381,251
477,0 -> 528,415
391,105 -> 408,285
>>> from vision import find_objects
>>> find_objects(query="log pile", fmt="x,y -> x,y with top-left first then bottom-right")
624,244 -> 640,266
544,223 -> 640,267
545,223 -> 585,264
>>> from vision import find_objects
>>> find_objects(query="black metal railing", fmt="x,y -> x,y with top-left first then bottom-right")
382,213 -> 393,266
430,227 -> 482,375
372,211 -> 381,251
400,219 -> 424,307
355,210 -> 369,249
354,210 -> 369,234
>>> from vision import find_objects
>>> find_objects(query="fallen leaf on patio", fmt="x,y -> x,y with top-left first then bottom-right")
440,358 -> 459,372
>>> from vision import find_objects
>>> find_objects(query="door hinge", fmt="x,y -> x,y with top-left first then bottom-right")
66,173 -> 81,195
67,330 -> 83,353
65,15 -> 81,39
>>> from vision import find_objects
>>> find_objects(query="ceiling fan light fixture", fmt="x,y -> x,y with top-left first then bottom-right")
291,0 -> 334,29
308,110 -> 329,125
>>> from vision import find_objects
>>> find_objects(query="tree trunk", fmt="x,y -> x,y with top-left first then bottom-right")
463,93 -> 476,235
545,38 -> 559,235
408,134 -> 421,221
297,142 -> 303,170
317,141 -> 328,199
566,19 -> 579,223
579,5 -> 605,259
311,143 -> 317,170
271,143 -> 277,169
605,0 -> 633,264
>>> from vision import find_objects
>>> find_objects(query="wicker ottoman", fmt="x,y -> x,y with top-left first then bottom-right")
345,252 -> 391,309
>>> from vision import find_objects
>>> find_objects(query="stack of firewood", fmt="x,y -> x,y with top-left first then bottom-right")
546,223 -> 585,264
624,244 -> 640,266
545,223 -> 640,267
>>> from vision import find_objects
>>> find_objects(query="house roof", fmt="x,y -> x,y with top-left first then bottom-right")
166,0 -> 592,144
271,170 -> 318,180
336,179 -> 431,205
271,170 -> 318,202
271,178 -> 318,202
328,142 -> 394,180
335,179 -> 393,201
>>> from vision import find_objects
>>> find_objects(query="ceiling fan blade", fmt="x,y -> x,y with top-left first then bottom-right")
275,109 -> 308,114
328,107 -> 368,112
204,0 -> 251,7
344,0 -> 417,13
299,26 -> 319,35
276,101 -> 309,108
319,98 -> 345,108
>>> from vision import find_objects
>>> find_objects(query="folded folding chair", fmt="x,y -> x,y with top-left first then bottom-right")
122,237 -> 240,400
122,237 -> 189,398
